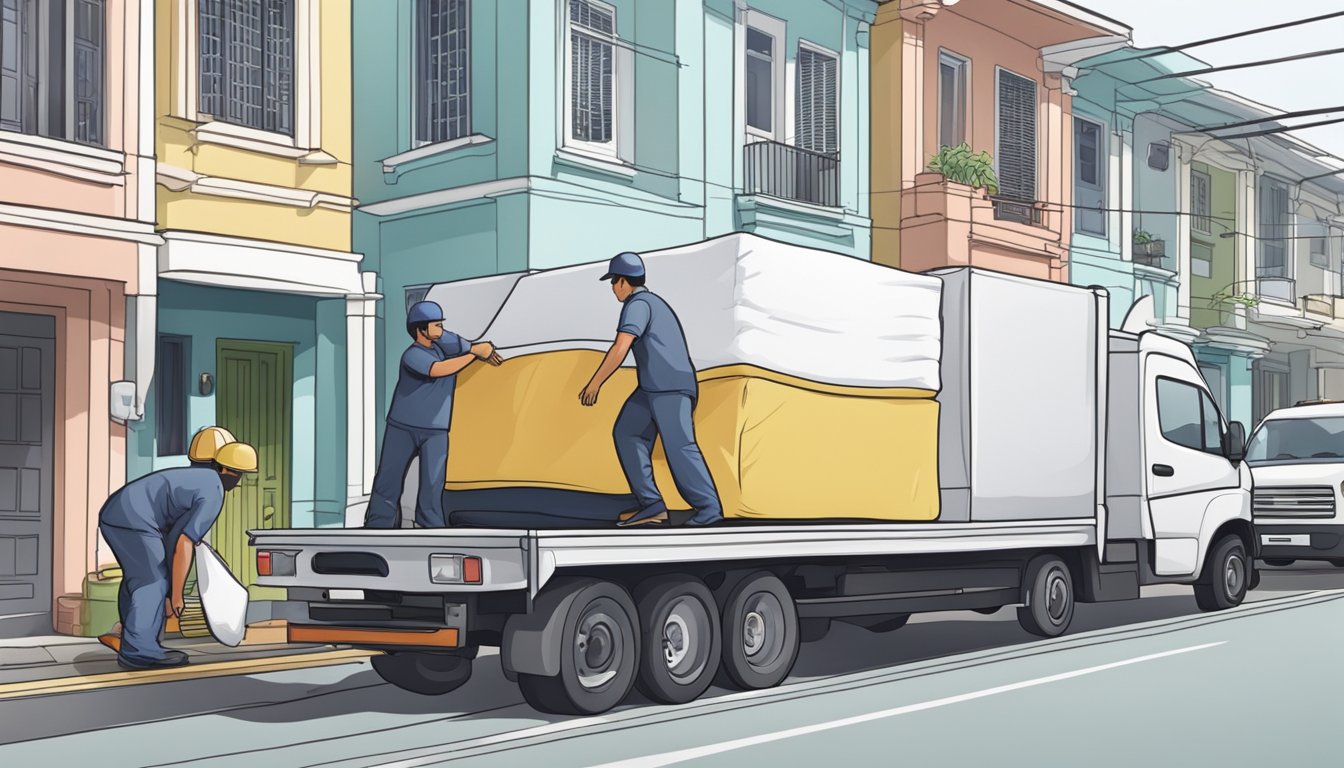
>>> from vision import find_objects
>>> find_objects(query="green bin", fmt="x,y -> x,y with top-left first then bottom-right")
79,566 -> 123,638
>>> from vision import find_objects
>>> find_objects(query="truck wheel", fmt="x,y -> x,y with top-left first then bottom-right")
1262,558 -> 1295,567
715,572 -> 799,691
633,576 -> 720,705
1194,536 -> 1249,612
1016,556 -> 1075,638
370,649 -> 476,696
517,580 -> 639,716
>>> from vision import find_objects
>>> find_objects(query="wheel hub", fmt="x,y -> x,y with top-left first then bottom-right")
743,611 -> 766,655
575,608 -> 623,690
663,614 -> 689,669
1045,572 -> 1069,624
1225,554 -> 1245,595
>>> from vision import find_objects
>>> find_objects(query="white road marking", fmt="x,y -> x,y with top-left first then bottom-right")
588,642 -> 1225,768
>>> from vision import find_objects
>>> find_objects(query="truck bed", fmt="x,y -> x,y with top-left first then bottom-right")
251,519 -> 1097,596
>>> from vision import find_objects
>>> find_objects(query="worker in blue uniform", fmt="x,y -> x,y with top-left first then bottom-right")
580,252 -> 723,528
96,441 -> 258,669
364,300 -> 503,529
98,425 -> 240,653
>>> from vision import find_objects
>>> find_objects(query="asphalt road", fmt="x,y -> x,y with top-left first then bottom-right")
2,564 -> 1340,768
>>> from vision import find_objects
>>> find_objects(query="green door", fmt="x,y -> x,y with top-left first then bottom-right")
215,340 -> 292,600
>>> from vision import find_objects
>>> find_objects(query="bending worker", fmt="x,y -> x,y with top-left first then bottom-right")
580,251 -> 723,528
99,425 -> 240,651
97,440 -> 258,669
364,300 -> 502,529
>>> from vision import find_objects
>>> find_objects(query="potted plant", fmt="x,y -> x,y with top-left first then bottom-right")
926,144 -> 1000,195
1209,291 -> 1259,330
1133,229 -> 1166,265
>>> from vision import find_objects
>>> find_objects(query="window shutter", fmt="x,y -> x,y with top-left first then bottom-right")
1258,179 -> 1289,276
263,0 -> 293,135
72,0 -> 103,145
416,0 -> 470,144
797,47 -> 837,155
569,0 -> 613,145
996,70 -> 1037,202
1,0 -> 22,131
226,0 -> 264,129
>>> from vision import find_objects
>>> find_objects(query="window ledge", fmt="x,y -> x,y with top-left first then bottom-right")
554,148 -> 636,180
191,120 -> 311,159
0,131 -> 125,184
382,134 -> 495,174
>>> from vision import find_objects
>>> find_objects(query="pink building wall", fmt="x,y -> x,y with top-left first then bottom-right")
0,0 -> 152,634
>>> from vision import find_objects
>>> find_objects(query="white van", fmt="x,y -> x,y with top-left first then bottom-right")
1247,401 -> 1344,567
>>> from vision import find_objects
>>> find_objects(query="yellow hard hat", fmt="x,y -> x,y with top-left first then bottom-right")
188,426 -> 237,462
215,442 -> 259,473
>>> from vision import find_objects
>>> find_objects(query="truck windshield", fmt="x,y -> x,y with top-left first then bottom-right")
1245,416 -> 1344,466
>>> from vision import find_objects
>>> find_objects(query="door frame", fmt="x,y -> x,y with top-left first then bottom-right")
215,339 -> 293,596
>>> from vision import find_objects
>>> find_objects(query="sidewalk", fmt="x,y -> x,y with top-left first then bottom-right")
0,629 -> 375,701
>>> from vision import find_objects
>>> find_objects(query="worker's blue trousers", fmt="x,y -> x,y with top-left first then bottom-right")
98,522 -> 171,664
365,422 -> 449,528
613,390 -> 723,523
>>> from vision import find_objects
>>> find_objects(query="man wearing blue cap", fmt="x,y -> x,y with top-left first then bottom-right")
580,252 -> 723,527
365,300 -> 502,528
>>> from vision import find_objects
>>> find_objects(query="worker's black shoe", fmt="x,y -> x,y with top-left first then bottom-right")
117,650 -> 190,670
681,513 -> 723,527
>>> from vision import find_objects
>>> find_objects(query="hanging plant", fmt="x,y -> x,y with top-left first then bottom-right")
927,143 -> 1000,195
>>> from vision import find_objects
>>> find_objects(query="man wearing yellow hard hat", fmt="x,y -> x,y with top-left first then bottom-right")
96,431 -> 257,669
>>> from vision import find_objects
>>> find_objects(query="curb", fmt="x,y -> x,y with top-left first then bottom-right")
0,648 -> 377,702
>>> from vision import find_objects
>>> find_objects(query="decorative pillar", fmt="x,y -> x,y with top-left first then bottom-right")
345,271 -> 382,522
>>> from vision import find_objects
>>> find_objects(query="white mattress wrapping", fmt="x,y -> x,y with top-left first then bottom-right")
424,233 -> 943,390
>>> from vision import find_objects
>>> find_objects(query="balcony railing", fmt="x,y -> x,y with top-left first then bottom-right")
1302,294 -> 1335,319
743,140 -> 840,208
990,197 -> 1044,226
1257,277 -> 1297,305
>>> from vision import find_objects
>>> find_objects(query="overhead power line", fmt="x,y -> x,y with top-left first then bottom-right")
1210,116 -> 1344,141
1197,105 -> 1344,134
1138,45 -> 1344,83
1112,11 -> 1344,64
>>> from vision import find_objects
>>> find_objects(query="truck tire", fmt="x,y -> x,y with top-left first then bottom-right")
633,576 -> 721,705
1016,556 -> 1075,638
1194,536 -> 1249,612
370,649 -> 476,696
517,580 -> 639,716
714,572 -> 799,691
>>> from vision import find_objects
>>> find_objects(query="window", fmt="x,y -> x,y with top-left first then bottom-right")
796,45 -> 837,154
0,0 -> 105,145
1191,241 -> 1213,279
1246,416 -> 1344,466
745,27 -> 774,135
1191,169 -> 1211,235
937,51 -> 967,150
156,336 -> 189,457
1307,223 -> 1329,269
567,0 -> 616,151
996,68 -> 1037,202
1073,116 -> 1104,236
1257,177 -> 1290,278
415,0 -> 470,146
1157,377 -> 1223,456
199,0 -> 295,135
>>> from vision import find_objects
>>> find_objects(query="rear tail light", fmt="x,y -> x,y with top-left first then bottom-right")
254,550 -> 295,577
257,551 -> 272,576
429,554 -> 483,585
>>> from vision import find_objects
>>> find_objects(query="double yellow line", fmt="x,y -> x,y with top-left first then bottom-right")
0,648 -> 375,702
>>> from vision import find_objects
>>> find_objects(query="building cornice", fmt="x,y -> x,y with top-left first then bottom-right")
156,164 -> 357,212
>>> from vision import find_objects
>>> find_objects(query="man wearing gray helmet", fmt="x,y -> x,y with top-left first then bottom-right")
580,251 -> 723,528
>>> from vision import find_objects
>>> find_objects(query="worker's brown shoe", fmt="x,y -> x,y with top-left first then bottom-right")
97,633 -> 122,653
617,508 -> 668,526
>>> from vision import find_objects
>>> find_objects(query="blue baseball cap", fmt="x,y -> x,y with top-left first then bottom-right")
600,251 -> 646,282
406,301 -> 445,327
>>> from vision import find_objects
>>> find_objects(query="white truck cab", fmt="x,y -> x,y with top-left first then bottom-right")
1246,401 -> 1344,568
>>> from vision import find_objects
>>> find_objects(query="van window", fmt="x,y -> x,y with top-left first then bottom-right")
1245,416 -> 1344,466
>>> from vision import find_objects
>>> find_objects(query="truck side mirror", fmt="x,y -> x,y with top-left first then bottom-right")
1226,422 -> 1246,462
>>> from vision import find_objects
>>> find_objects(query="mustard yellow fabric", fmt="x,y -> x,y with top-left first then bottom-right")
447,351 -> 941,521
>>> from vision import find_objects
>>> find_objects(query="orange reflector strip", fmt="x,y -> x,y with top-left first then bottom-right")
287,625 -> 460,648
463,556 -> 482,584
256,551 -> 272,577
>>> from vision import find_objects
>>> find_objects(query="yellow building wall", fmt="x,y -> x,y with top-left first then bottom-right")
155,0 -> 353,252
869,4 -> 903,269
